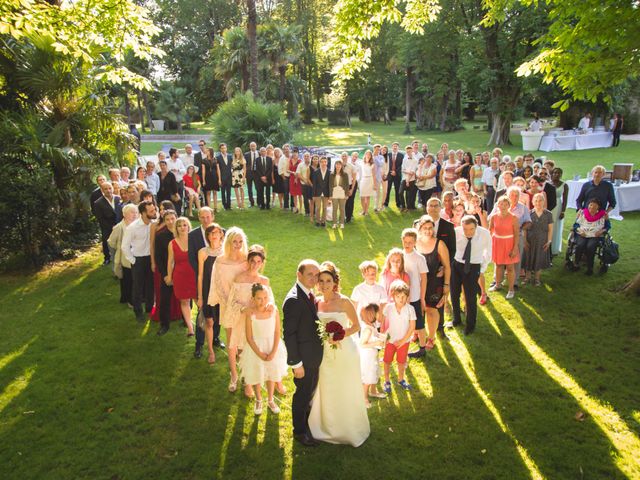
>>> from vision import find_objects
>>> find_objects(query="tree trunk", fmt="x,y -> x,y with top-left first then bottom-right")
620,272 -> 640,295
439,92 -> 449,131
246,0 -> 259,95
136,91 -> 144,132
143,91 -> 154,132
279,65 -> 286,102
177,111 -> 183,133
123,92 -> 131,125
362,100 -> 371,123
415,97 -> 424,130
487,112 -> 512,146
403,66 -> 412,135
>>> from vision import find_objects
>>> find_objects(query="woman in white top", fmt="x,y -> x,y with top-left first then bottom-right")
360,150 -> 375,215
416,153 -> 437,209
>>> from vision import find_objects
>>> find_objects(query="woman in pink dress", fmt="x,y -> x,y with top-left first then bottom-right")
289,152 -> 303,213
208,227 -> 249,392
167,217 -> 196,336
489,196 -> 520,300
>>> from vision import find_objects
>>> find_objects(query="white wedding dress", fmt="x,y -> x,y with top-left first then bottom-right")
308,312 -> 370,447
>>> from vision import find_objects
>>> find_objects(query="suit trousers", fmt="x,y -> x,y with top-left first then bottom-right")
100,226 -> 113,262
246,174 -> 255,206
220,181 -> 232,210
313,196 -> 329,223
485,186 -> 496,213
292,366 -> 319,435
282,175 -> 290,209
385,174 -> 403,208
132,255 -> 154,317
257,181 -> 271,208
450,260 -> 480,331
400,180 -> 417,209
345,183 -> 357,222
302,185 -> 313,215
119,266 -> 132,305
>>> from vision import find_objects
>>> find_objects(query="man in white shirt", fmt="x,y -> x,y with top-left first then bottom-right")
181,143 -> 194,169
578,113 -> 591,131
122,200 -> 157,322
400,146 -> 418,211
529,114 -> 543,132
451,215 -> 491,335
400,229 -> 428,358
144,160 -> 160,196
482,157 -> 500,213
411,140 -> 424,161
167,147 -> 186,206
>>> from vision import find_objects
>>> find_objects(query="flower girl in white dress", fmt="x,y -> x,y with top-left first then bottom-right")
240,283 -> 288,415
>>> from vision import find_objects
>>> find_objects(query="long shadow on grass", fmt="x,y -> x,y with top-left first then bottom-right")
472,299 -> 638,479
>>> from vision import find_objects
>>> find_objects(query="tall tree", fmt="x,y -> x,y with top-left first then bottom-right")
246,0 -> 260,95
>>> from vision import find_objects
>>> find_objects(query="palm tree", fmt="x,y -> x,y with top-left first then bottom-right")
212,27 -> 249,98
260,24 -> 303,102
155,81 -> 192,132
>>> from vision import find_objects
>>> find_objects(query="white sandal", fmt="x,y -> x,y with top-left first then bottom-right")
254,400 -> 263,415
267,400 -> 280,414
228,376 -> 238,393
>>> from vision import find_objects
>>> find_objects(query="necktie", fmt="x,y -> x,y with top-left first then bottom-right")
261,157 -> 265,170
463,237 -> 473,274
309,292 -> 316,311
392,154 -> 396,172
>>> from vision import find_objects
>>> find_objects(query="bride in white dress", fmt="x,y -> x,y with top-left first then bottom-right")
308,262 -> 370,447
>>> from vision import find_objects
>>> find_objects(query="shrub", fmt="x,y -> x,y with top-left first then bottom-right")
209,92 -> 293,149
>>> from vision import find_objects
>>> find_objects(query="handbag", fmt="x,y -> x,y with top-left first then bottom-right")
601,235 -> 619,264
332,186 -> 346,200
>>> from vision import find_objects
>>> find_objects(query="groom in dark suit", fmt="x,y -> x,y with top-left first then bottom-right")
283,259 -> 322,447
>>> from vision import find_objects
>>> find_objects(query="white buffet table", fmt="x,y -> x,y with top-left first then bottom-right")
566,179 -> 640,220
539,132 -> 613,152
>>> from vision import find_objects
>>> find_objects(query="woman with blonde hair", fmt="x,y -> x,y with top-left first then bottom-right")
208,227 -> 249,392
359,150 -> 375,215
167,216 -> 197,336
231,146 -> 247,209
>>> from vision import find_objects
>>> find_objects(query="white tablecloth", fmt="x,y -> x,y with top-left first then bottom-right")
566,179 -> 640,220
539,132 -> 613,152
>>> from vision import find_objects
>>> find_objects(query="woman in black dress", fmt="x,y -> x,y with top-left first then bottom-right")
197,223 -> 225,364
416,216 -> 450,350
201,147 -> 221,211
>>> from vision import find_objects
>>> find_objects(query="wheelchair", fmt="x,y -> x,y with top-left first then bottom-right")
565,225 -> 617,274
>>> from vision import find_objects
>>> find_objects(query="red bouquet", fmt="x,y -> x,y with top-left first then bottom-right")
317,320 -> 345,349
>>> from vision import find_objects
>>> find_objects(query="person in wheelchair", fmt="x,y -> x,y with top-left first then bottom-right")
569,198 -> 611,275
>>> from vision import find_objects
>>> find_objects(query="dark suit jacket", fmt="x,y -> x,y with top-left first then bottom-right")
388,151 -> 404,177
154,228 -> 174,278
436,218 -> 456,261
244,150 -> 259,179
254,156 -> 273,184
216,153 -> 233,184
311,168 -> 331,197
543,182 -> 557,211
194,152 -> 205,172
282,284 -> 323,368
90,187 -> 103,216
188,227 -> 206,282
94,195 -> 122,231
157,172 -> 178,203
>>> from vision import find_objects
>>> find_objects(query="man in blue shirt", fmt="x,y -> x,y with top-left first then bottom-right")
576,165 -> 616,213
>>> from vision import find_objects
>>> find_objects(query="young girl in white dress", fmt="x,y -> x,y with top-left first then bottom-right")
358,304 -> 387,408
240,283 -> 288,415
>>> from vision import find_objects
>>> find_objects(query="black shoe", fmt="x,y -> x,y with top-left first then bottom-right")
316,222 -> 320,227
135,313 -> 145,323
260,206 -> 265,210
408,348 -> 426,359
213,338 -> 226,349
194,346 -> 203,359
157,327 -> 169,336
103,258 -> 111,266
451,320 -> 462,327
464,326 -> 475,336
294,433 -> 318,447
513,284 -> 519,291
266,205 -> 271,210
321,222 -> 326,227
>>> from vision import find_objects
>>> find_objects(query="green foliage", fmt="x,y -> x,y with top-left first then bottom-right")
154,81 -> 194,131
209,92 -> 293,149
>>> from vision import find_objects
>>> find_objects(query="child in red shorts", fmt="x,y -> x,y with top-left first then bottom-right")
381,280 -> 416,392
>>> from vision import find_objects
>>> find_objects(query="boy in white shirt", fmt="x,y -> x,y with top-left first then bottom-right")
400,228 -> 428,358
351,260 -> 388,324
382,280 -> 416,392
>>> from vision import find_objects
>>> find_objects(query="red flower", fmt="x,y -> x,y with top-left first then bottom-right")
332,330 -> 345,341
325,321 -> 343,334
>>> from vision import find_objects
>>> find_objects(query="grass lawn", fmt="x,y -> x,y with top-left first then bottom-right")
140,119 -> 640,181
1,200 -> 639,478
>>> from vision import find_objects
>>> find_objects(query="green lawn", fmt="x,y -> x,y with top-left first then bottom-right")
140,119 -> 640,180
1,201 -> 639,478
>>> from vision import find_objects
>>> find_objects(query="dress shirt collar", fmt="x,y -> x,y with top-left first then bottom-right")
297,281 -> 312,298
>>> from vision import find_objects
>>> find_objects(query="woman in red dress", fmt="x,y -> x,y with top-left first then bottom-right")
489,195 -> 520,300
288,151 -> 303,214
167,216 -> 196,336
